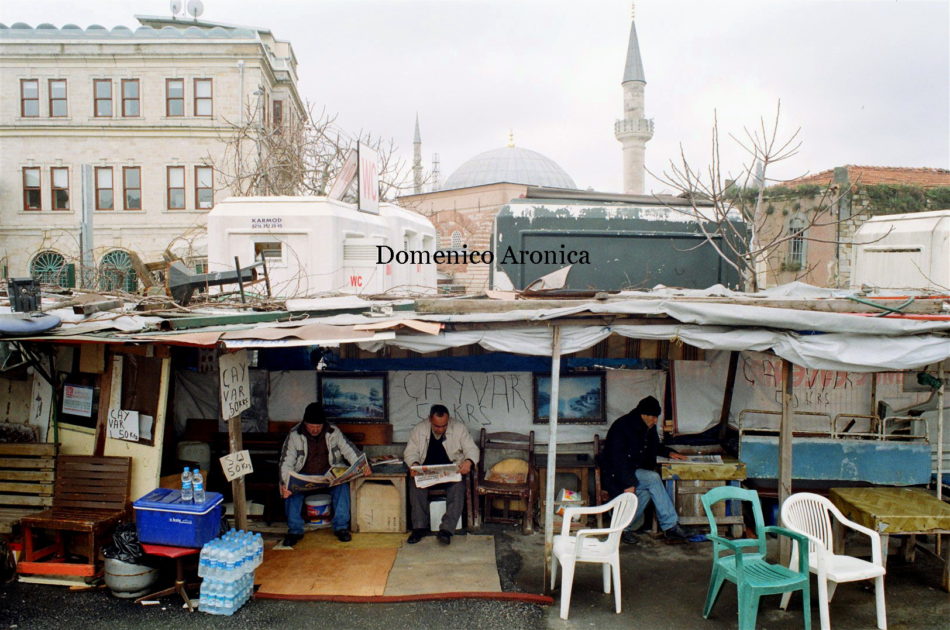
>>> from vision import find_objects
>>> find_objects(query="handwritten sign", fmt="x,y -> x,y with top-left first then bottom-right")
219,350 -> 250,418
220,450 -> 254,482
107,408 -> 140,442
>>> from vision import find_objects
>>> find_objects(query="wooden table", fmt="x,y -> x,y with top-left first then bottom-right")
830,486 -> 950,591
660,459 -> 747,536
350,466 -> 407,533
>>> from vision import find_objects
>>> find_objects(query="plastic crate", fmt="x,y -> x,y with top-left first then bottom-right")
133,488 -> 224,548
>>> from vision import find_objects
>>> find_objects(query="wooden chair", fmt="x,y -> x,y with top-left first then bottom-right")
18,455 -> 132,578
473,429 -> 536,534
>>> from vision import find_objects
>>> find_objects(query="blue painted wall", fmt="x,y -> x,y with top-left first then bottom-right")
740,435 -> 932,485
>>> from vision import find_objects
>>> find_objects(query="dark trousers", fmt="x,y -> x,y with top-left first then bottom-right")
408,480 -> 465,532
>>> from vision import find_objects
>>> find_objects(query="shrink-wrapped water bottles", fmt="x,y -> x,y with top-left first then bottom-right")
198,529 -> 262,615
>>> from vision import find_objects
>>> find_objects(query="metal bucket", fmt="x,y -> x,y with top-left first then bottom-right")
103,557 -> 159,598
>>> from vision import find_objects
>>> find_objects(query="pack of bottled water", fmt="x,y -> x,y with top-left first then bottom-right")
197,528 -> 264,615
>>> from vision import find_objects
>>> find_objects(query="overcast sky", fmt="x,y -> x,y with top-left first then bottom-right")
4,0 -> 948,194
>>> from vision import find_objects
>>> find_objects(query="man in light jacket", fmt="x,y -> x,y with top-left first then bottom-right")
278,402 -> 362,547
403,404 -> 479,545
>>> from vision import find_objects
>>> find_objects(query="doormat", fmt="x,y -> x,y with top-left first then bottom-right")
254,531 -> 551,604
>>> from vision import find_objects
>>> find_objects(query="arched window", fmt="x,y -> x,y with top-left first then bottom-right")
30,251 -> 72,287
787,217 -> 806,270
99,250 -> 138,293
450,230 -> 463,250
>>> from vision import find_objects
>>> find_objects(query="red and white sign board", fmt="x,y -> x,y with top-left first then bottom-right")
358,142 -> 380,214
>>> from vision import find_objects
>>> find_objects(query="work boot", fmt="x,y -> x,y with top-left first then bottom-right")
663,524 -> 690,540
407,528 -> 427,544
436,529 -> 452,545
334,529 -> 352,543
281,533 -> 303,548
621,530 -> 640,545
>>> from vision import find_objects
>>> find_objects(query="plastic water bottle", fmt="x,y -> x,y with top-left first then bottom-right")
181,467 -> 193,502
192,469 -> 205,504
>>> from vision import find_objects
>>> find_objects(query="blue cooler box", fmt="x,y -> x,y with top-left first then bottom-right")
133,488 -> 224,548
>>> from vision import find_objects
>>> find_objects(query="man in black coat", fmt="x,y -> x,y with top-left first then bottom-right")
602,395 -> 690,543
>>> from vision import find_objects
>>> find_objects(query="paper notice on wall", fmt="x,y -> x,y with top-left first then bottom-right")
62,384 -> 94,417
107,408 -> 140,442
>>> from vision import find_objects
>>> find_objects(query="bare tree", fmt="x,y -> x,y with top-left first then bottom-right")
651,101 -> 858,291
212,100 -> 424,202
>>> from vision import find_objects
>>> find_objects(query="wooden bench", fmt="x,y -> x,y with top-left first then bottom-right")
0,443 -> 56,535
18,455 -> 131,577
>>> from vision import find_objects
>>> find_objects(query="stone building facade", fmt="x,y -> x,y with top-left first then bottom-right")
758,166 -> 950,288
0,17 -> 302,289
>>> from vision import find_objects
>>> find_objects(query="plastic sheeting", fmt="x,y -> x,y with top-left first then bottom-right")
357,323 -> 949,373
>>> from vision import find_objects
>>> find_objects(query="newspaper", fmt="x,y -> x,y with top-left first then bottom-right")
656,454 -> 724,465
287,453 -> 371,494
410,463 -> 461,488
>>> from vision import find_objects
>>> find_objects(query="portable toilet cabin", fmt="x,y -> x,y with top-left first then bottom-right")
207,196 -> 437,297
491,196 -> 746,291
850,209 -> 950,291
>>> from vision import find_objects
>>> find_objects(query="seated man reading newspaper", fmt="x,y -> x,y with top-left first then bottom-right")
403,404 -> 479,545
278,402 -> 367,547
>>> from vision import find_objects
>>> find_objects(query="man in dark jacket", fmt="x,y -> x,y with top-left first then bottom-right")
602,395 -> 690,543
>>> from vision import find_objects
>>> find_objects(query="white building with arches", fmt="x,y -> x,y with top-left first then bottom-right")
0,16 -> 302,291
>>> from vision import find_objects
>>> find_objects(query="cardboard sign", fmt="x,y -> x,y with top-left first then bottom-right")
107,408 -> 140,442
219,350 -> 250,418
220,449 -> 254,482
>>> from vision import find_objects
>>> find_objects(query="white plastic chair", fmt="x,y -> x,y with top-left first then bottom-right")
549,492 -> 638,620
780,492 -> 887,630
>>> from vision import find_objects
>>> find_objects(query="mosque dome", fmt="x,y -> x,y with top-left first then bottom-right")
442,144 -> 576,190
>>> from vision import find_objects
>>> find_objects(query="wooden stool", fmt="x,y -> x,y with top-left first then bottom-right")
134,543 -> 200,612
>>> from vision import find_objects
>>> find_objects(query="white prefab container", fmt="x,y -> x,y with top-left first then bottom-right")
850,209 -> 950,291
207,196 -> 437,297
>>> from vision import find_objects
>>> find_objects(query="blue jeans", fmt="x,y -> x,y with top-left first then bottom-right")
285,483 -> 350,535
627,469 -> 679,532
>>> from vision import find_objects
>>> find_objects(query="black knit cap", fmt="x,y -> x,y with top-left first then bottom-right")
635,395 -> 662,417
303,402 -> 326,425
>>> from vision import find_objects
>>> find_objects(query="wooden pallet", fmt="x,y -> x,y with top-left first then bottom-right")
0,443 -> 56,534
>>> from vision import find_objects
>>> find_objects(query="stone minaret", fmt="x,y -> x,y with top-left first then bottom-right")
614,7 -> 654,194
412,114 -> 423,194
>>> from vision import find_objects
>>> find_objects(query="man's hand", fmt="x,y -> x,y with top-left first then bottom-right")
280,485 -> 291,499
409,463 -> 419,477
623,486 -> 637,494
669,452 -> 688,461
458,459 -> 472,476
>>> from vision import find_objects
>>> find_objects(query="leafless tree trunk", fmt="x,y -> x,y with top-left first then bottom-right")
212,100 -> 425,202
651,101 -> 860,292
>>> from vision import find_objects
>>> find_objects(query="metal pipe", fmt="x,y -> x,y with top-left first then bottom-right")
938,364 -> 944,501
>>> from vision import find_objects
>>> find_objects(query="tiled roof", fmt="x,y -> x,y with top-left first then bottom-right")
778,166 -> 950,189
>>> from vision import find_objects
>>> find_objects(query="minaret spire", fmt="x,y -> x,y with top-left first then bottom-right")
412,113 -> 423,194
614,3 -> 654,194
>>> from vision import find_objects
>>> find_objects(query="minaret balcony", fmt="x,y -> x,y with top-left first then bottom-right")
614,117 -> 655,140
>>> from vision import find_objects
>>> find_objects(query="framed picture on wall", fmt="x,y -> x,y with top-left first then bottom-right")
318,372 -> 388,423
533,372 -> 606,424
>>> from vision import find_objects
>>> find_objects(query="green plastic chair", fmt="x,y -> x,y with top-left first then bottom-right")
701,486 -> 811,630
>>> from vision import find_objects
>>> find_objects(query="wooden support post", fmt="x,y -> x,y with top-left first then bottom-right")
228,415 -> 248,531
717,351 -> 739,442
92,350 -> 117,456
543,326 -> 562,595
779,358 -> 794,566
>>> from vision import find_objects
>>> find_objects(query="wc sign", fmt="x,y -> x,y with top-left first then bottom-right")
357,142 -> 380,215
219,350 -> 251,418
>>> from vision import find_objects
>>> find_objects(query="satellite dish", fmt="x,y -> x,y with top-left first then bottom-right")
170,0 -> 182,15
186,0 -> 204,19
